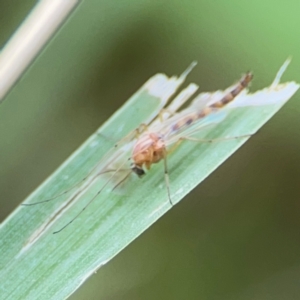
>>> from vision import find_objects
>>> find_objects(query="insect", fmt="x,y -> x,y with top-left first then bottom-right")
130,72 -> 253,203
23,67 -> 253,233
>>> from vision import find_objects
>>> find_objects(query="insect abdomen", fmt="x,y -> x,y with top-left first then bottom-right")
210,72 -> 253,108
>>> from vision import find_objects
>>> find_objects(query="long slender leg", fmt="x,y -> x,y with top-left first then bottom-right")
23,124 -> 146,206
167,133 -> 253,155
177,133 -> 253,144
21,168 -> 117,206
114,123 -> 148,148
53,157 -> 132,233
21,171 -> 100,206
111,171 -> 132,191
167,139 -> 183,155
163,150 -> 173,206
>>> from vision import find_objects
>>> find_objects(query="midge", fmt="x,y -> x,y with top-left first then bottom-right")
130,72 -> 253,202
23,67 -> 254,233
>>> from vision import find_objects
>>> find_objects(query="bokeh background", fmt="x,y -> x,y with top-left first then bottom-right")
1,1 -> 300,299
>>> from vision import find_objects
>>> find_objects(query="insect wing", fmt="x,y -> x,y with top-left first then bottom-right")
163,109 -> 228,146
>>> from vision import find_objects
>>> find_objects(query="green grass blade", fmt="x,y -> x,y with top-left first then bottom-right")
0,64 -> 298,300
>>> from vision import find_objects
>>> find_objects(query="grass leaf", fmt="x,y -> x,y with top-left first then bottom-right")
0,61 -> 298,299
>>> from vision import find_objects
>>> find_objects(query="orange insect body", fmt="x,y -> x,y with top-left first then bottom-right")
131,72 -> 253,177
131,132 -> 165,176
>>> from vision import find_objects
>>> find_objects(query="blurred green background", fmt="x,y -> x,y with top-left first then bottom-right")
1,1 -> 300,299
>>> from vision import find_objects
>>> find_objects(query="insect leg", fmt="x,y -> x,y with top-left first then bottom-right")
114,123 -> 148,148
53,157 -> 131,234
166,132 -> 254,155
24,124 -> 146,206
163,149 -> 173,206
111,171 -> 131,191
177,133 -> 254,144
166,139 -> 184,155
21,166 -> 117,206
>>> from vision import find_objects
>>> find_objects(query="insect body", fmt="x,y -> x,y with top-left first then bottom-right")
131,72 -> 253,178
